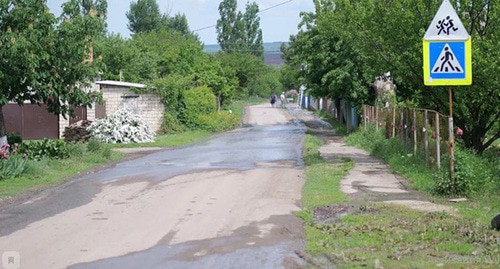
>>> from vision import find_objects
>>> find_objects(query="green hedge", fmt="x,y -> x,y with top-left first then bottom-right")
195,112 -> 240,132
182,85 -> 217,127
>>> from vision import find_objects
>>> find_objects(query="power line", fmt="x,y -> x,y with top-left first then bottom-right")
260,0 -> 295,13
192,0 -> 296,32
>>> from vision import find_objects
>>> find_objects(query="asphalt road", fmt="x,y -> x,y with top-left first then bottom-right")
0,104 -> 306,269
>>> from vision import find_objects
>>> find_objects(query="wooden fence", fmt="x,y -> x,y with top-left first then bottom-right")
362,105 -> 452,169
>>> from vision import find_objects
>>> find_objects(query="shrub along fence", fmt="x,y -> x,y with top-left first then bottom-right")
362,105 -> 453,169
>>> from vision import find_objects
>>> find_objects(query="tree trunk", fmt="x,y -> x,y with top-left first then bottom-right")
335,99 -> 341,120
0,106 -> 7,145
0,106 -> 6,137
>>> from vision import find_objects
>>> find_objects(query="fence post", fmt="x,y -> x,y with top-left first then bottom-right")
405,109 -> 409,149
424,110 -> 429,164
400,110 -> 404,144
435,112 -> 441,169
370,106 -> 373,124
375,107 -> 379,131
363,105 -> 367,130
346,102 -> 351,133
448,87 -> 455,192
413,109 -> 417,155
392,108 -> 396,138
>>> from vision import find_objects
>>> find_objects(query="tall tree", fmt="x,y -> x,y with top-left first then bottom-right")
162,13 -> 190,37
0,0 -> 106,138
127,0 -> 194,38
284,0 -> 499,153
242,2 -> 263,58
216,0 -> 238,52
216,0 -> 263,57
126,0 -> 162,34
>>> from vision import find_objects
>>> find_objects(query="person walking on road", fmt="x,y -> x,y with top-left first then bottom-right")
270,93 -> 277,107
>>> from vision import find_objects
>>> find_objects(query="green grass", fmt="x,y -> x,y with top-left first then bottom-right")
224,97 -> 267,119
300,132 -> 500,268
345,124 -> 500,226
110,130 -> 211,148
0,144 -> 126,200
302,135 -> 353,209
304,203 -> 499,268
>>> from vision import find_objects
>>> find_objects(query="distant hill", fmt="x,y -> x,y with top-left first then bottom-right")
204,42 -> 287,65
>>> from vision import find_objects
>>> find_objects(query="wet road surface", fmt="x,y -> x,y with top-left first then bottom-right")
0,106 -> 306,269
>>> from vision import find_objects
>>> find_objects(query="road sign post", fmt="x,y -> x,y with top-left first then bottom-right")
423,0 -> 472,191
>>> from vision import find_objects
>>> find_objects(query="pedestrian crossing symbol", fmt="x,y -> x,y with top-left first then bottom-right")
422,0 -> 471,86
431,43 -> 464,76
423,38 -> 471,86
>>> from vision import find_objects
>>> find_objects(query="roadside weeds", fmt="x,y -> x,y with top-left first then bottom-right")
298,134 -> 500,269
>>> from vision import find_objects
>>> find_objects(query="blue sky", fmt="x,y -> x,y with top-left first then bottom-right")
47,0 -> 315,45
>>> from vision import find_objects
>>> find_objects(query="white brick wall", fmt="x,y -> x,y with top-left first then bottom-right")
58,83 -> 164,138
101,86 -> 164,133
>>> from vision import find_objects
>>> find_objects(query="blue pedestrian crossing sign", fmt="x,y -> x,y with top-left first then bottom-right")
423,0 -> 472,86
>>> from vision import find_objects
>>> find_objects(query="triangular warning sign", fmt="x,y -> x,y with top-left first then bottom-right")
431,44 -> 464,73
424,0 -> 469,40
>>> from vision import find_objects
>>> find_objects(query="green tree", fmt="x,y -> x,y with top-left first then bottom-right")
0,0 -> 106,137
216,0 -> 263,57
215,52 -> 265,97
126,0 -> 162,34
191,54 -> 237,110
248,65 -> 282,97
284,0 -> 499,153
216,0 -> 238,52
162,13 -> 191,37
127,0 -> 194,38
242,2 -> 263,58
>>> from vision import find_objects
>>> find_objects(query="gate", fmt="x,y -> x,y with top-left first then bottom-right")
3,104 -> 59,140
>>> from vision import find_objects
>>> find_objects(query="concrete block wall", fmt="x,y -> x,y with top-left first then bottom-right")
101,87 -> 164,133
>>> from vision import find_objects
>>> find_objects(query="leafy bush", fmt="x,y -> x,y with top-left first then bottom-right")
87,108 -> 155,143
7,132 -> 22,145
161,112 -> 186,134
434,147 -> 495,197
17,139 -> 71,161
0,155 -> 28,180
182,86 -> 216,127
194,111 -> 240,132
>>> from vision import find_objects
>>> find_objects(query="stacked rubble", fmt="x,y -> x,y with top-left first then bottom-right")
63,120 -> 92,142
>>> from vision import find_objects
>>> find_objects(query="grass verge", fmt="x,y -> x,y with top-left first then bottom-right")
345,124 -> 500,228
300,133 -> 500,268
0,144 -> 125,200
110,130 -> 211,148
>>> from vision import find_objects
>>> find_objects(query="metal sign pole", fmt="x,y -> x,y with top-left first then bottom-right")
448,87 -> 454,190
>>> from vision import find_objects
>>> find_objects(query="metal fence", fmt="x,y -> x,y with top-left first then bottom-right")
362,105 -> 452,169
